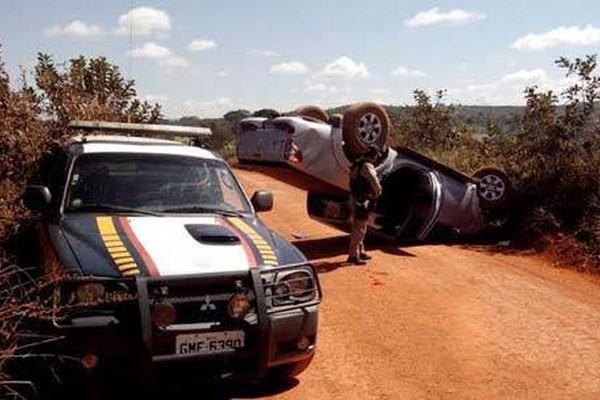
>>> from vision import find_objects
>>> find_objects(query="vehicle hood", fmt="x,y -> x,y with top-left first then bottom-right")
59,214 -> 305,277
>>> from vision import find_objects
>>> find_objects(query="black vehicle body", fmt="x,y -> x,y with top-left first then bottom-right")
21,128 -> 320,395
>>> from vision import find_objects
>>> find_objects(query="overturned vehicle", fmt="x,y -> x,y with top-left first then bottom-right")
237,104 -> 512,241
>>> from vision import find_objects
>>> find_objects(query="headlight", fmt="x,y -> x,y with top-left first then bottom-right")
59,279 -> 137,307
152,302 -> 177,328
272,269 -> 316,306
75,283 -> 106,304
228,294 -> 251,319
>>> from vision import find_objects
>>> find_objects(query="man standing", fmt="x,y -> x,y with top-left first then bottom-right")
347,145 -> 382,265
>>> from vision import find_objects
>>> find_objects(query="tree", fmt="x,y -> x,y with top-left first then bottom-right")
35,54 -> 161,127
394,89 -> 458,152
252,108 -> 280,119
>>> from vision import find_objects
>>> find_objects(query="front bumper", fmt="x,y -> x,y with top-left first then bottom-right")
50,263 -> 321,380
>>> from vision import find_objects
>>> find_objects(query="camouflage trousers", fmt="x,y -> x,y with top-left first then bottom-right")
348,212 -> 369,259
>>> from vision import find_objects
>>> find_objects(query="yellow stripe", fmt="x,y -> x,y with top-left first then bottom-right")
104,240 -> 123,247
229,217 -> 279,263
96,216 -> 139,275
118,262 -> 138,270
97,217 -> 117,235
122,269 -> 140,276
115,257 -> 135,265
106,245 -> 127,253
260,249 -> 275,254
109,251 -> 131,258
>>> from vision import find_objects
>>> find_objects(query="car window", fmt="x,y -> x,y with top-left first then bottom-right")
65,153 -> 251,214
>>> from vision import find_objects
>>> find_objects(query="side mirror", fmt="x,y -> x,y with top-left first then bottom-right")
23,185 -> 52,212
250,190 -> 273,212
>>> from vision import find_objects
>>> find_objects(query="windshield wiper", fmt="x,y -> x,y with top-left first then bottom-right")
72,203 -> 162,216
160,205 -> 245,217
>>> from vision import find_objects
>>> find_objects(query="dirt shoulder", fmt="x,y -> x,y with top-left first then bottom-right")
236,166 -> 600,399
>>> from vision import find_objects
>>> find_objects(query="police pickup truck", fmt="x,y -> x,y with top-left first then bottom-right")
23,121 -> 320,394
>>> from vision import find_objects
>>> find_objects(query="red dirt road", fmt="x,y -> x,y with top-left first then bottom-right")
236,166 -> 600,399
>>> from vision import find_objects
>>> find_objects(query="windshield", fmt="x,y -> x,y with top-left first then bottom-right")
65,153 -> 251,215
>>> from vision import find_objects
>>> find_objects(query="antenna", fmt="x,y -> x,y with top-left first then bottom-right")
128,0 -> 134,123
128,0 -> 133,78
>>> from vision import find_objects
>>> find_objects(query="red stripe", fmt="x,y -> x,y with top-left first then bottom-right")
118,217 -> 160,277
218,218 -> 257,268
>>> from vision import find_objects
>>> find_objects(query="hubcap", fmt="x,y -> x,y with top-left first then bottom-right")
478,174 -> 506,201
357,113 -> 382,145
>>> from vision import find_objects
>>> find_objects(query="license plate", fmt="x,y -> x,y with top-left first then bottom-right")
175,331 -> 245,356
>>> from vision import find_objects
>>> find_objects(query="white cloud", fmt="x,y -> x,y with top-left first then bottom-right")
316,56 -> 370,80
178,97 -> 239,118
511,25 -> 600,51
370,88 -> 391,95
405,8 -> 485,27
158,56 -> 190,69
449,68 -> 556,105
270,61 -> 310,75
129,42 -> 189,71
143,94 -> 169,104
391,65 -> 426,77
188,39 -> 217,52
501,68 -> 548,85
247,49 -> 280,57
115,7 -> 171,37
130,42 -> 171,59
216,70 -> 229,77
44,20 -> 105,38
304,83 -> 328,92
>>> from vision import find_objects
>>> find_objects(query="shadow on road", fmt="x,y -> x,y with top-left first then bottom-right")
293,235 -> 348,260
293,234 -> 417,274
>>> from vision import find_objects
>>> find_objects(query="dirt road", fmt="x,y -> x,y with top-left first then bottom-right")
235,166 -> 600,399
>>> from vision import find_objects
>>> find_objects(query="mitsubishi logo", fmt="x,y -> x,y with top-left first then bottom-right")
200,295 -> 217,311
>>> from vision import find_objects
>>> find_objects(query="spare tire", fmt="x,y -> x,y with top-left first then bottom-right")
342,102 -> 389,159
293,105 -> 329,123
473,167 -> 512,212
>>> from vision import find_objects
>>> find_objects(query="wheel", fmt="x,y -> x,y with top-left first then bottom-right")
473,167 -> 512,212
293,105 -> 329,123
268,354 -> 314,381
342,102 -> 390,159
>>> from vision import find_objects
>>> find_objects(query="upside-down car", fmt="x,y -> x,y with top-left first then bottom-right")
237,104 -> 513,241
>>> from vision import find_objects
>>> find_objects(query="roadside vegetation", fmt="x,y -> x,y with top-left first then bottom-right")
390,55 -> 600,270
0,47 -> 161,393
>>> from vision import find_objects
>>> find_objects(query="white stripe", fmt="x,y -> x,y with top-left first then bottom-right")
127,217 -> 250,276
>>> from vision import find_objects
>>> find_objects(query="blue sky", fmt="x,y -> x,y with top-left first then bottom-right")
1,0 -> 599,117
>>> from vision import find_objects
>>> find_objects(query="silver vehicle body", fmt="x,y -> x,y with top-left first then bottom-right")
238,116 -> 487,241
237,118 -> 289,162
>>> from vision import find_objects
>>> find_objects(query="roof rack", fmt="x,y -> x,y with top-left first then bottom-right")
69,120 -> 212,137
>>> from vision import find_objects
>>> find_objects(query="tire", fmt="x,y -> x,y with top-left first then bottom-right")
293,105 -> 329,123
473,167 -> 512,212
268,354 -> 314,381
342,102 -> 390,159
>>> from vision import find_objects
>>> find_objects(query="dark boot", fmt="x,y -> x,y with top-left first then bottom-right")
346,256 -> 367,265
